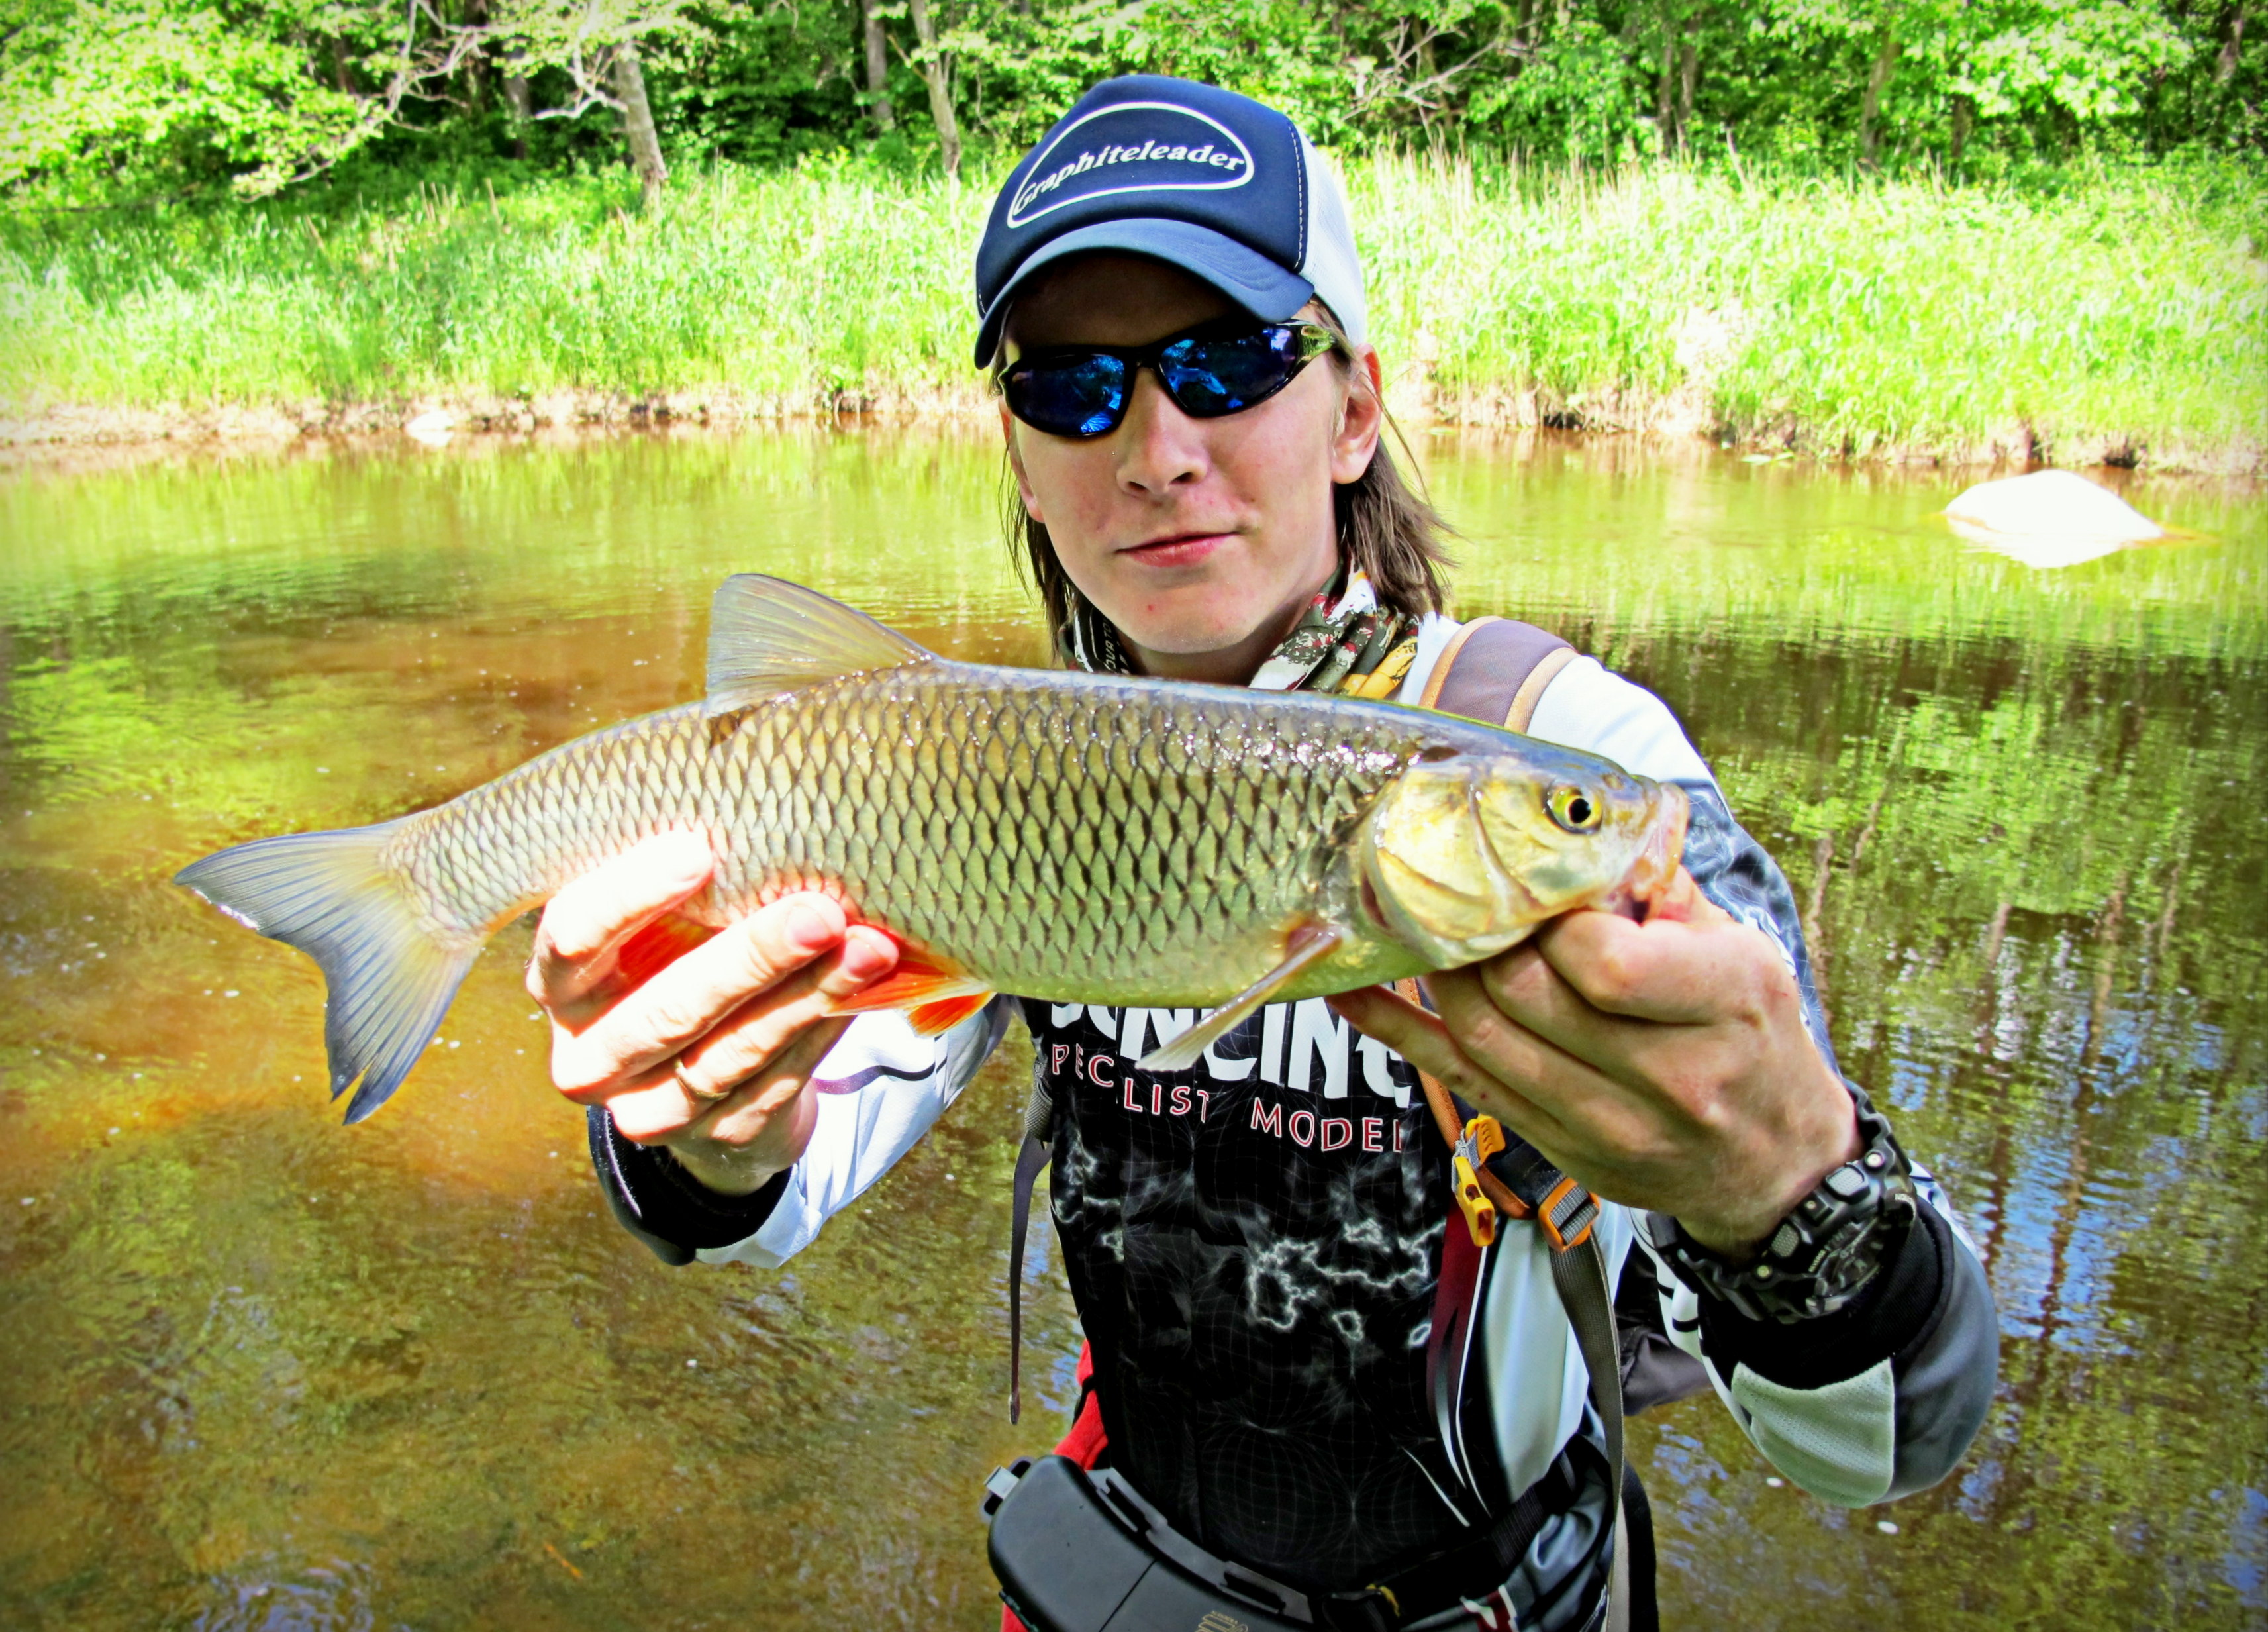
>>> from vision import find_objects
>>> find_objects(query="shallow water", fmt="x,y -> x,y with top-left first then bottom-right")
1,428 -> 2261,1631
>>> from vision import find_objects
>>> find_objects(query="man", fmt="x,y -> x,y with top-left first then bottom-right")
541,77 -> 1997,1632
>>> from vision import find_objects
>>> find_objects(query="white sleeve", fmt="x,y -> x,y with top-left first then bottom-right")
697,1003 -> 1009,1268
1524,654 -> 1716,786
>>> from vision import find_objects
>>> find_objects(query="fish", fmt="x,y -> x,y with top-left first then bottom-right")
175,574 -> 1689,1122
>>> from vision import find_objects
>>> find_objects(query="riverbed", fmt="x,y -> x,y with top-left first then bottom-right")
1,428 -> 2261,1629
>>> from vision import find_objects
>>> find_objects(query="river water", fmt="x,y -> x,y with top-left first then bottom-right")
1,429 -> 2261,1631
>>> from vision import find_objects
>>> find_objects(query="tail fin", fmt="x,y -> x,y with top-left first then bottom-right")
175,819 -> 481,1123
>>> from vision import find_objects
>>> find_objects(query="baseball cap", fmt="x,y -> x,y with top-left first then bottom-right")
971,76 -> 1367,368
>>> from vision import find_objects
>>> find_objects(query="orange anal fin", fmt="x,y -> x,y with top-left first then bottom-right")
906,992 -> 997,1035
830,937 -> 989,1015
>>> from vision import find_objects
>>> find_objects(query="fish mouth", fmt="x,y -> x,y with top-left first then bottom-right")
1610,784 -> 1690,921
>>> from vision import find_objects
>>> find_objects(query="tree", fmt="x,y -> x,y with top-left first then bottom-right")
0,0 -> 2256,205
0,0 -> 699,203
611,37 -> 667,208
495,0 -> 697,209
902,0 -> 961,176
0,0 -> 380,201
1858,10 -> 1901,165
858,0 -> 896,133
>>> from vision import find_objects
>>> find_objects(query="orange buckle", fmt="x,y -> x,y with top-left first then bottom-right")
1536,1175 -> 1600,1253
1452,1116 -> 1507,1247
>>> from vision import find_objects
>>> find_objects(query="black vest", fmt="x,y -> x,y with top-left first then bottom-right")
1028,995 -> 1506,1592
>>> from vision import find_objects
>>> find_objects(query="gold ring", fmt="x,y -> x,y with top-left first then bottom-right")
671,1054 -> 732,1106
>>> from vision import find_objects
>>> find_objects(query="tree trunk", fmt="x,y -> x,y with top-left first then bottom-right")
2216,3 -> 2249,83
859,0 -> 895,132
1858,20 -> 1900,168
1505,0 -> 1535,85
503,49 -> 532,162
906,0 -> 961,178
1949,92 -> 1974,168
1677,32 -> 1698,147
611,40 -> 668,212
463,0 -> 489,113
1655,7 -> 1677,150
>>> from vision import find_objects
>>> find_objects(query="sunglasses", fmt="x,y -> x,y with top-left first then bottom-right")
999,320 -> 1340,439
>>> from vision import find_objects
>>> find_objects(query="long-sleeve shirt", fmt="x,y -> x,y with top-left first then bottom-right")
587,624 -> 1998,1627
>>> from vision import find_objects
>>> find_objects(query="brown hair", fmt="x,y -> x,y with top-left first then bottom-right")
1004,305 -> 1454,668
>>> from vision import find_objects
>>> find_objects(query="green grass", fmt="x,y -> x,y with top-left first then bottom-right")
2,153 -> 2262,464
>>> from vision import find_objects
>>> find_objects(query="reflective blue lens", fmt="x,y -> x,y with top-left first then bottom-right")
1007,355 -> 1130,438
1003,325 -> 1326,438
1158,328 -> 1303,415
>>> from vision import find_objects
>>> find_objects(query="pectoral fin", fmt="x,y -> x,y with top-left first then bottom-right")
1136,926 -> 1345,1073
907,993 -> 995,1035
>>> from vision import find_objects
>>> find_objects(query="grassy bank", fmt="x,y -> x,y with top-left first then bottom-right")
3,156 -> 2263,468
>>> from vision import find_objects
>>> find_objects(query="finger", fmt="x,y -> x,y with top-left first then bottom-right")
595,1057 -> 732,1143
528,831 -> 715,1010
701,1015 -> 853,1145
1640,866 -> 1715,926
552,893 -> 854,1096
607,995 -> 860,1148
1329,981 -> 1565,1143
1328,984 -> 1457,1074
1528,903 -> 1763,1026
668,928 -> 897,1104
1468,939 -> 1689,1078
1424,968 -> 1681,1170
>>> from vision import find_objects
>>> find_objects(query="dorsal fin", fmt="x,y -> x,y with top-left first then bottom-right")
704,574 -> 936,713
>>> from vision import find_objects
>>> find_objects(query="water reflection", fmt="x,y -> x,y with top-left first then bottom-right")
1,428 -> 2261,1629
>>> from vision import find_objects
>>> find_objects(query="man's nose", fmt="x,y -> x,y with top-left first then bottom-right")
1114,368 -> 1207,495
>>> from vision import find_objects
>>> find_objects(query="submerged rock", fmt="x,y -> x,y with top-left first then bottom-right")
1946,469 -> 2164,569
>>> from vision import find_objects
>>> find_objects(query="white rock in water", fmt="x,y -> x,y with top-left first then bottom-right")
404,408 -> 458,446
1945,470 -> 2163,569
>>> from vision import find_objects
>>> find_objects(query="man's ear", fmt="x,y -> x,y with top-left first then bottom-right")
1330,345 -> 1387,485
1001,401 -> 1047,523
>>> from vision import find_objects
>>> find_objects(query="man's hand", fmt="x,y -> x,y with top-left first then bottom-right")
1330,870 -> 1858,1258
527,831 -> 898,1197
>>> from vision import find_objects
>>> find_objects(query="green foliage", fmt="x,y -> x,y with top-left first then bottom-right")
2,0 -> 2262,207
0,0 -> 365,201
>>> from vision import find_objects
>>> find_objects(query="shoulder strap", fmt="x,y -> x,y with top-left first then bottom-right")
1419,614 -> 1580,735
1007,1068 -> 1056,1423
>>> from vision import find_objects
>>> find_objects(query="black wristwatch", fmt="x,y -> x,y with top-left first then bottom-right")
1650,1106 -> 1918,1325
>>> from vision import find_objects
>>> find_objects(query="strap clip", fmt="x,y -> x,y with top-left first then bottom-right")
1536,1174 -> 1600,1254
1451,1115 -> 1508,1247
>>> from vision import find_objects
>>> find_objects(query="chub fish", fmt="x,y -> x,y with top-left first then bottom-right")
176,576 -> 1689,1121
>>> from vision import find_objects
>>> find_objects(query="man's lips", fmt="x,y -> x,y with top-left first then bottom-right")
1119,531 -> 1235,567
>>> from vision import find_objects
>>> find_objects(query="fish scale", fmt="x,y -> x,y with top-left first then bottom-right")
395,677 -> 1356,994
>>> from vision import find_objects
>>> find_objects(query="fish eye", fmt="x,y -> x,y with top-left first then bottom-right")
1546,785 -> 1601,833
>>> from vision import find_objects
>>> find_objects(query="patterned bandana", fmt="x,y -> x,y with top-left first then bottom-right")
1069,569 -> 1420,701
